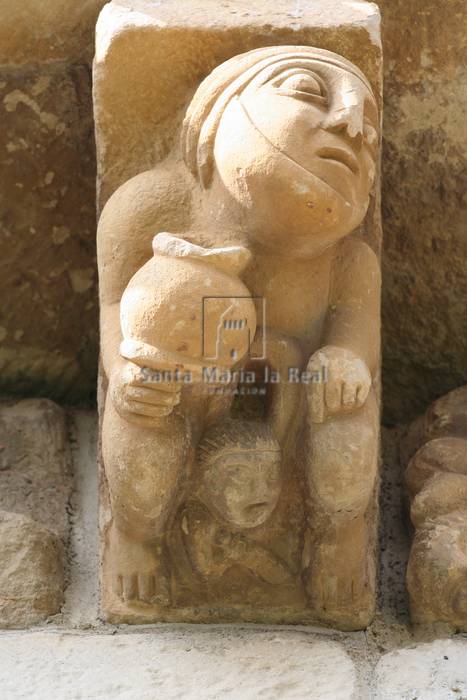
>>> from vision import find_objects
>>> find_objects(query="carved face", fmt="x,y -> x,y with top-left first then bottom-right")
201,449 -> 281,529
213,60 -> 379,256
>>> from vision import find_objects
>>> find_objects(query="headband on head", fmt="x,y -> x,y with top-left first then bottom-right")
181,45 -> 376,188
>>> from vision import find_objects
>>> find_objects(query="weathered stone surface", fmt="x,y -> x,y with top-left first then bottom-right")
0,511 -> 64,628
0,64 -> 98,402
377,0 -> 467,423
374,638 -> 467,700
407,512 -> 467,629
0,0 -> 108,65
94,0 -> 382,208
95,0 -> 382,628
0,630 -> 357,700
402,389 -> 467,630
401,386 -> 467,465
0,0 -> 465,420
0,399 -> 72,540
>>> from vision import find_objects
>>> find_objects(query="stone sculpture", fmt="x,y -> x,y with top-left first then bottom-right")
402,387 -> 467,629
97,45 -> 381,628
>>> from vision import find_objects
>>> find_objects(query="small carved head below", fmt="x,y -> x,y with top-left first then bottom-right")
196,419 -> 282,529
182,46 -> 379,257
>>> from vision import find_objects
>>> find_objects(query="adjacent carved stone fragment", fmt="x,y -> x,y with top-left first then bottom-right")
0,399 -> 72,540
403,387 -> 467,629
95,0 -> 382,629
0,399 -> 71,627
0,511 -> 64,628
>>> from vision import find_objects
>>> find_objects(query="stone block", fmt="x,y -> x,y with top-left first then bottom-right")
0,511 -> 64,628
377,0 -> 467,423
94,0 -> 383,628
374,639 -> 467,700
0,630 -> 357,699
402,388 -> 467,630
0,399 -> 72,540
0,64 -> 98,402
0,0 -> 108,65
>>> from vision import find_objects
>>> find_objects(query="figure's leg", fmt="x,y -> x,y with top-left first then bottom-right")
304,390 -> 379,629
102,400 -> 191,605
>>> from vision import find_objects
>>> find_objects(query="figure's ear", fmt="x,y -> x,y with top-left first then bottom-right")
152,232 -> 251,276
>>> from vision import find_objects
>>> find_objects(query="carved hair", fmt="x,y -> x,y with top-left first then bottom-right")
181,45 -> 376,188
197,418 -> 281,469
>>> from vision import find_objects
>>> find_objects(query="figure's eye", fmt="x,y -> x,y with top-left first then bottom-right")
271,71 -> 327,103
279,73 -> 323,96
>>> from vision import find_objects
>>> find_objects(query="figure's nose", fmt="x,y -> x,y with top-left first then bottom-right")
323,104 -> 364,149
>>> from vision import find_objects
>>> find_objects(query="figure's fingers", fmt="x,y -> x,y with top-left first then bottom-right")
309,381 -> 325,424
126,386 -> 180,407
126,400 -> 174,418
325,380 -> 342,413
356,382 -> 370,407
122,573 -> 138,601
342,382 -> 357,408
131,373 -> 183,393
138,574 -> 155,603
113,574 -> 123,600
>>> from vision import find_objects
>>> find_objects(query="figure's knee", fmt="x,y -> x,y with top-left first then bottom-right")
102,399 -> 191,534
308,400 -> 378,518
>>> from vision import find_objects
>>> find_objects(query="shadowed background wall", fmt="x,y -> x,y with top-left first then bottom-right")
0,0 -> 465,423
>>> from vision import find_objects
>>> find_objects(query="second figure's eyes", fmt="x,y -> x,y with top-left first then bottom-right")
271,70 -> 327,103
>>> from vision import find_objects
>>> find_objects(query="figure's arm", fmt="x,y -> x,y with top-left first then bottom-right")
324,238 -> 381,376
97,170 -> 187,420
307,239 -> 381,423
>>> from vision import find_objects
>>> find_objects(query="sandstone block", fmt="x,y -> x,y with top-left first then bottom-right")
403,389 -> 467,630
377,0 -> 467,422
0,0 -> 107,65
0,511 -> 64,628
95,0 -> 382,629
374,638 -> 467,700
0,65 -> 97,403
0,630 -> 357,699
0,399 -> 72,540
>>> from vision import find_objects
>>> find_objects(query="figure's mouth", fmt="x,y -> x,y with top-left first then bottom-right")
247,501 -> 269,514
317,146 -> 359,174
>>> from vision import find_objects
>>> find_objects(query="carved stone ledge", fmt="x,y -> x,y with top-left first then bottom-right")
94,0 -> 382,629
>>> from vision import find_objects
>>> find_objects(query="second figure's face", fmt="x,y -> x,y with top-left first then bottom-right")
213,59 -> 379,256
202,450 -> 281,529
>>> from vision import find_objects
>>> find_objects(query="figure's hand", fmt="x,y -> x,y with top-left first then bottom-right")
109,358 -> 182,420
306,345 -> 371,423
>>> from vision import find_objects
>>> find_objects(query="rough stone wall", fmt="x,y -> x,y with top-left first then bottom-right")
0,2 -> 106,403
378,0 -> 467,423
0,0 -> 466,421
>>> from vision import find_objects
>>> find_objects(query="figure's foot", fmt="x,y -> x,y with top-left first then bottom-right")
106,523 -> 170,606
308,563 -> 375,629
304,519 -> 375,629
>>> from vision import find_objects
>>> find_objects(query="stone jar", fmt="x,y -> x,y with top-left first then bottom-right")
119,232 -> 257,376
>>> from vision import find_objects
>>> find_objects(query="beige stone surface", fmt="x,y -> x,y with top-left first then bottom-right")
0,64 -> 98,402
0,0 -> 465,420
95,2 -> 382,628
374,638 -> 467,700
0,0 -> 108,65
377,0 -> 467,423
0,399 -> 72,541
94,0 -> 382,208
0,511 -> 64,628
0,410 -> 452,698
402,388 -> 467,630
0,630 -> 358,700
